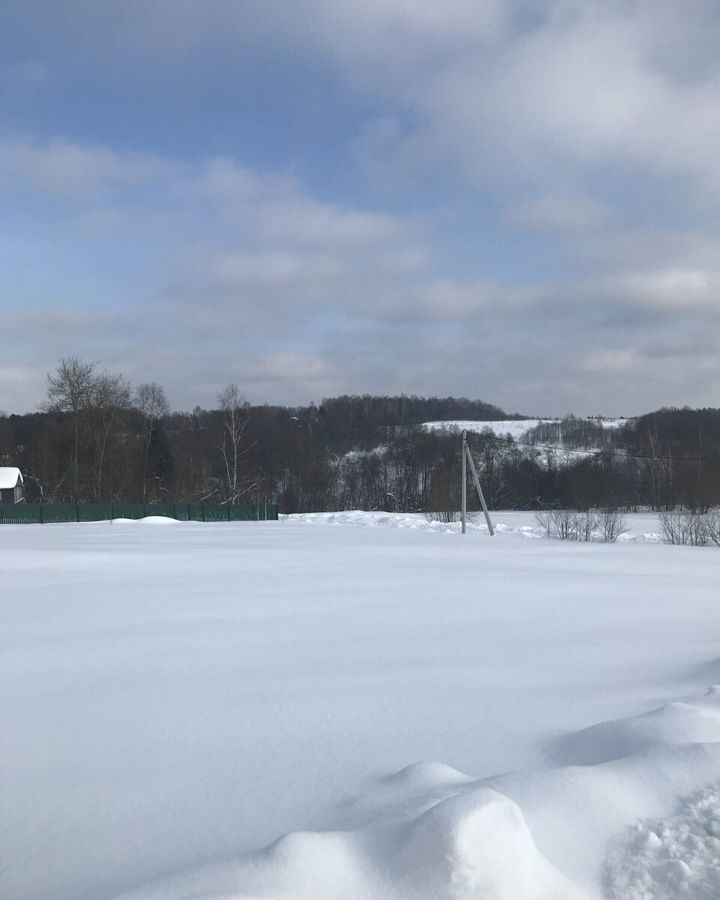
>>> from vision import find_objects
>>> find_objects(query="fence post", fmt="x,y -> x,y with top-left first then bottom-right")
39,505 -> 44,525
76,504 -> 80,523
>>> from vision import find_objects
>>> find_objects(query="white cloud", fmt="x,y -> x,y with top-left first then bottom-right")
582,349 -> 639,375
607,268 -> 719,309
4,131 -> 720,414
0,136 -> 424,270
504,191 -> 610,233
3,3 -> 720,413
207,251 -> 346,295
260,351 -> 329,381
385,2 -> 720,201
11,3 -> 720,199
111,0 -> 508,66
418,280 -> 498,319
0,365 -> 45,410
0,138 -> 180,199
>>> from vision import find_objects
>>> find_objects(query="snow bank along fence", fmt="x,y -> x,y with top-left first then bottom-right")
0,503 -> 278,525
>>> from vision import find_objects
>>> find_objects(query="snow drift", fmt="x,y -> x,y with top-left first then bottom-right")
2,511 -> 720,900
116,688 -> 720,900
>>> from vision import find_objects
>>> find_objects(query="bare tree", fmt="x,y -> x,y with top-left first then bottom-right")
705,511 -> 720,547
578,511 -> 600,542
536,509 -> 579,540
645,425 -> 673,510
218,383 -> 250,504
658,510 -> 707,546
536,509 -> 604,542
87,372 -> 131,499
44,357 -> 96,499
426,511 -> 461,524
599,509 -> 628,543
135,382 -> 170,503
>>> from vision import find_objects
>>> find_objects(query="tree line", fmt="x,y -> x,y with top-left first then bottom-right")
0,357 -> 718,513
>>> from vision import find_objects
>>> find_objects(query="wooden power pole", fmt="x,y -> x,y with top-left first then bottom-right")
461,430 -> 467,534
461,431 -> 495,536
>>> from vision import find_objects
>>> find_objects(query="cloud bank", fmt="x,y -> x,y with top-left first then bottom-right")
1,1 -> 719,413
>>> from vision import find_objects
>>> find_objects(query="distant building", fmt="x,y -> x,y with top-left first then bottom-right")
0,467 -> 24,504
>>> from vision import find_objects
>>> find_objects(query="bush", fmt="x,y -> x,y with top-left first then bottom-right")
599,509 -> 628,543
706,511 -> 720,547
426,511 -> 461,523
658,510 -> 708,546
536,508 -> 628,543
536,509 -> 579,540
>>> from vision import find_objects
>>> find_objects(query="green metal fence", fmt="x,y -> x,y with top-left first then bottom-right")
0,503 -> 278,525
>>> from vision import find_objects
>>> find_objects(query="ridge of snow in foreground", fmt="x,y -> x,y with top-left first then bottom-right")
117,687 -> 720,900
2,511 -> 719,900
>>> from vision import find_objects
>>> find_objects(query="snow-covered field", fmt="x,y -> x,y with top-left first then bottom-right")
2,512 -> 720,899
422,418 -> 628,441
423,419 -> 557,439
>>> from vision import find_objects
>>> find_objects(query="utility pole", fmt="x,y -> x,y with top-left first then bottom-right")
461,430 -> 467,534
461,431 -> 495,536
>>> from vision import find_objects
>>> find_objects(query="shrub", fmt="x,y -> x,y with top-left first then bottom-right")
706,511 -> 720,547
658,510 -> 708,546
537,508 -> 627,543
536,509 -> 578,540
426,510 -> 461,523
599,509 -> 628,543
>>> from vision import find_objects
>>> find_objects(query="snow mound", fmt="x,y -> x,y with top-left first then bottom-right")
290,510 -> 663,542
391,788 -> 580,900
604,783 -> 720,899
117,786 -> 579,900
110,515 -> 179,525
115,689 -> 720,900
293,510 -> 514,536
548,688 -> 720,766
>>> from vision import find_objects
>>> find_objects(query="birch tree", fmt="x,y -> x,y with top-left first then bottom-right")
218,383 -> 249,504
88,372 -> 131,499
135,382 -> 170,502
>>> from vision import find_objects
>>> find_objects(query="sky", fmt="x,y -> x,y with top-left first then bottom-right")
1,0 -> 719,415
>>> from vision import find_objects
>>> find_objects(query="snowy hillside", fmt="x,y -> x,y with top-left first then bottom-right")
424,418 -> 557,439
423,417 -> 629,440
422,418 -> 633,466
2,513 -> 720,900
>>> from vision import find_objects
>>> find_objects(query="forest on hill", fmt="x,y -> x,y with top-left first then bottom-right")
1,358 -> 719,513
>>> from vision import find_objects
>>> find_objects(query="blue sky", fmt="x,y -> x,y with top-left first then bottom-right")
1,0 -> 719,414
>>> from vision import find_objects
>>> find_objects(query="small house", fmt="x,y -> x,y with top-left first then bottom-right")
0,467 -> 24,504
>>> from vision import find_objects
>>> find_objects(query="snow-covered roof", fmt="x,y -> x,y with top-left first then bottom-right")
0,467 -> 23,489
